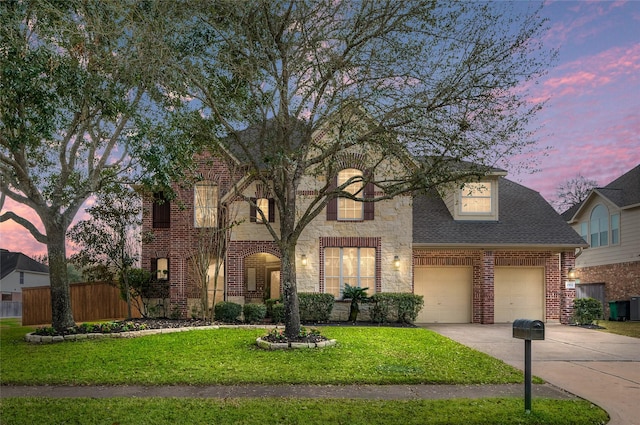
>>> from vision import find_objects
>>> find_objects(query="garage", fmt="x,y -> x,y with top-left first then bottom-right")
414,266 -> 472,323
494,267 -> 545,323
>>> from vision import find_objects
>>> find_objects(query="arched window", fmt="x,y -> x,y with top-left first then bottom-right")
590,205 -> 609,247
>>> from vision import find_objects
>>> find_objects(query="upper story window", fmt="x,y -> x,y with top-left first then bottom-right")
460,182 -> 492,214
250,197 -> 275,223
194,182 -> 218,228
152,192 -> 170,228
587,204 -> 620,248
327,168 -> 374,221
452,180 -> 498,221
19,272 -> 24,285
338,168 -> 364,220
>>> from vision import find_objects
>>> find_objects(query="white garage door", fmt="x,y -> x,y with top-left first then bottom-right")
414,267 -> 472,323
494,267 -> 545,323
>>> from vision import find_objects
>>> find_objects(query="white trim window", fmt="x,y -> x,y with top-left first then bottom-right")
194,182 -> 218,228
324,247 -> 375,298
460,182 -> 492,214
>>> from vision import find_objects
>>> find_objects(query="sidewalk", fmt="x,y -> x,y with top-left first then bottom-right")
0,383 -> 576,400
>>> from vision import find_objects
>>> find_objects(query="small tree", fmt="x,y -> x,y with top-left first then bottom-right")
342,284 -> 369,323
68,186 -> 142,319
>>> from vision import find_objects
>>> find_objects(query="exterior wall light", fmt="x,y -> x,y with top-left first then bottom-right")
301,255 -> 308,266
393,255 -> 400,270
568,268 -> 576,280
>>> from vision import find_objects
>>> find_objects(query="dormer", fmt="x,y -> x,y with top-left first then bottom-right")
442,171 -> 506,221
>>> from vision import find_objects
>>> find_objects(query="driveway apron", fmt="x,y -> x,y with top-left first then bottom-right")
423,323 -> 640,425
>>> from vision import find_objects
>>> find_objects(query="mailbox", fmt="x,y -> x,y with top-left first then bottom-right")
512,319 -> 545,340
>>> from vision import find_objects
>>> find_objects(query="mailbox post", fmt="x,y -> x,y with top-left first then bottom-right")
512,319 -> 545,413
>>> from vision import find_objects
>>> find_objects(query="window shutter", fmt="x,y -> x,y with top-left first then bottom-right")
249,198 -> 257,222
327,175 -> 338,220
268,198 -> 275,222
364,170 -> 375,220
151,258 -> 157,277
152,193 -> 170,228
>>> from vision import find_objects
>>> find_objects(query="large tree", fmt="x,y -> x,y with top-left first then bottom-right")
554,175 -> 598,213
0,1 -> 170,330
159,0 -> 554,338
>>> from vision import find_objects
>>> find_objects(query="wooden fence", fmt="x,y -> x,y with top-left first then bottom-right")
22,282 -> 141,326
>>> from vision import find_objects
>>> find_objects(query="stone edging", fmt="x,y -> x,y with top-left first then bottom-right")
24,324 -> 285,344
256,337 -> 337,350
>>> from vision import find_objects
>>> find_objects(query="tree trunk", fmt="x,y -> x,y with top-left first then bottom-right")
46,226 -> 75,331
280,245 -> 300,339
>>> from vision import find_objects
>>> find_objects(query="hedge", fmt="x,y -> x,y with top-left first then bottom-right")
214,301 -> 242,323
243,303 -> 267,324
370,293 -> 424,324
299,293 -> 335,322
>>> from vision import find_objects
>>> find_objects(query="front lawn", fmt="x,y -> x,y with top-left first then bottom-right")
0,397 -> 607,425
598,320 -> 640,338
1,324 -> 522,385
0,320 -> 609,424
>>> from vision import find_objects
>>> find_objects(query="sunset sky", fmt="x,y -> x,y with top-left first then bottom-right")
1,1 -> 639,259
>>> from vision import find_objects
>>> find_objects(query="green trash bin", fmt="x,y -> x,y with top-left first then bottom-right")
609,301 -> 618,321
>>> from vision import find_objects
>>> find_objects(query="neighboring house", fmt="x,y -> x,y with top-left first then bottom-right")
0,249 -> 49,302
142,133 -> 585,324
561,165 -> 640,312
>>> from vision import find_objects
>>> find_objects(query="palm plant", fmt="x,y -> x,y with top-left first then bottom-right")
342,284 -> 369,323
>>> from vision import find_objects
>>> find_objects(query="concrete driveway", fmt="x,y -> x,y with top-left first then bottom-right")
423,323 -> 640,425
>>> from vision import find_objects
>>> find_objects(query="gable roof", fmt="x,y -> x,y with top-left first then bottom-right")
413,178 -> 588,248
562,164 -> 640,222
0,249 -> 49,280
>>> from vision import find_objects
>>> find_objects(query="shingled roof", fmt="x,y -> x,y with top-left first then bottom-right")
0,249 -> 49,280
561,164 -> 640,221
413,178 -> 587,248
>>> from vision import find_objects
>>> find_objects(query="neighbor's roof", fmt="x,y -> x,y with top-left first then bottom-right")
413,178 -> 588,248
561,164 -> 640,221
0,249 -> 49,280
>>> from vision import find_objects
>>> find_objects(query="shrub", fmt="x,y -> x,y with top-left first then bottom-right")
299,293 -> 335,322
265,298 -> 282,318
243,303 -> 267,324
271,303 -> 285,324
214,301 -> 242,323
573,297 -> 603,325
370,293 -> 424,324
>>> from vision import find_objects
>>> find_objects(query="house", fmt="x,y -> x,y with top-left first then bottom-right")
561,165 -> 640,314
0,249 -> 49,302
141,131 -> 585,324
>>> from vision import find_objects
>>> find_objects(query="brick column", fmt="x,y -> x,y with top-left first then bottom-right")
560,251 -> 576,324
480,250 -> 495,324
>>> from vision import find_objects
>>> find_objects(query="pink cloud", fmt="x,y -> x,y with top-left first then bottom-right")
1,198 -> 92,258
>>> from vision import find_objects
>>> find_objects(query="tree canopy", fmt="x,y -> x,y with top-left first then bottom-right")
0,1 -> 172,330
152,0 -> 555,337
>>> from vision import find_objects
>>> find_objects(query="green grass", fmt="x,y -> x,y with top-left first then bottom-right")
0,397 -> 608,425
597,320 -> 640,338
0,321 -> 608,424
1,325 -> 523,385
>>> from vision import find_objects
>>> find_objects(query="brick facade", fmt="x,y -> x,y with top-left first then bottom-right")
413,249 -> 577,324
576,260 -> 640,304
